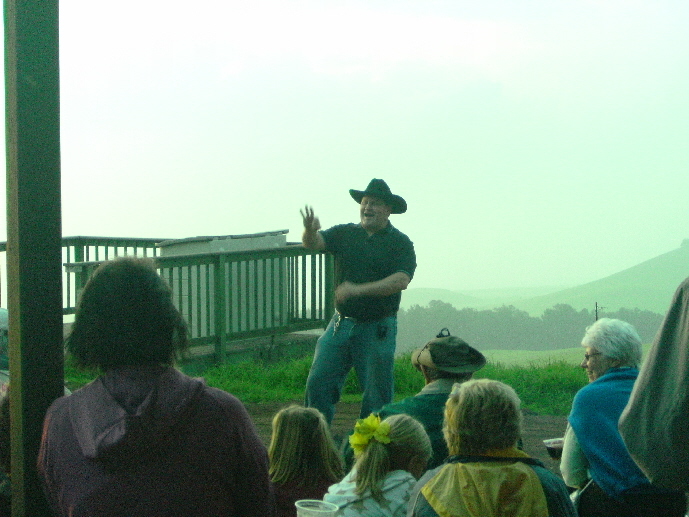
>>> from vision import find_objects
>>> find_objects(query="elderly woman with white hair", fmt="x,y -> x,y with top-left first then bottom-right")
560,318 -> 686,517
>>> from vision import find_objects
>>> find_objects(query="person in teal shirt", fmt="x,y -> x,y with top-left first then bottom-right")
561,318 -> 686,517
378,329 -> 485,469
342,329 -> 485,470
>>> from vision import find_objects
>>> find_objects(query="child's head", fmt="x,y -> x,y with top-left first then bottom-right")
269,405 -> 344,487
350,413 -> 431,499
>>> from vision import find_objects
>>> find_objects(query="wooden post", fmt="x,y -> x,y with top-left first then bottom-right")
4,0 -> 63,515
214,255 -> 227,362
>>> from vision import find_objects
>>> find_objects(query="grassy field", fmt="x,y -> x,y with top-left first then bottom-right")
482,347 -> 587,366
186,354 -> 588,415
65,350 -> 591,416
482,344 -> 652,366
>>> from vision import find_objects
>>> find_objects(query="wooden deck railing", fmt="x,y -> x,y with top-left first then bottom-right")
2,236 -> 334,361
0,236 -> 164,311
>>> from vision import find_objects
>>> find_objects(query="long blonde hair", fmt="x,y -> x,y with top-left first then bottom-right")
353,414 -> 431,500
268,405 -> 344,488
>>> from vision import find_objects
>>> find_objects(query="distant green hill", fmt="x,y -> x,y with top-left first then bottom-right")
404,241 -> 689,317
516,241 -> 689,316
400,286 -> 570,311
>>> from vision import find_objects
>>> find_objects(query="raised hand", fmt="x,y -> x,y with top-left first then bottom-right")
300,205 -> 321,233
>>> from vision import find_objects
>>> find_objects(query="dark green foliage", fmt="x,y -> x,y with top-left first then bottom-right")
397,301 -> 663,352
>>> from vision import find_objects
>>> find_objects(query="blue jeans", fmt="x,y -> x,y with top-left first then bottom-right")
305,312 -> 397,425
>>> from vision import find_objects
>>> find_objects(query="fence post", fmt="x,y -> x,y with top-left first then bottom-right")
213,255 -> 227,363
5,0 -> 63,513
324,253 -> 335,320
71,238 -> 87,309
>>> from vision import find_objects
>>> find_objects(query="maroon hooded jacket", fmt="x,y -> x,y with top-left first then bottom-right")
38,366 -> 274,517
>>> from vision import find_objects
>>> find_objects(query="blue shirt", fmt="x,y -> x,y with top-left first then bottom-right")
568,368 -> 650,498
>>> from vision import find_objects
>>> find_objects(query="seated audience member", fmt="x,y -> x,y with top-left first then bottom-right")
325,413 -> 431,517
269,405 -> 344,517
620,276 -> 689,492
342,329 -> 485,470
380,328 -> 485,470
409,379 -> 575,517
560,318 -> 686,517
37,257 -> 275,517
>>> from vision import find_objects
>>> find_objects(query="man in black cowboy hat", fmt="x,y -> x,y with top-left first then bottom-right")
301,178 -> 415,424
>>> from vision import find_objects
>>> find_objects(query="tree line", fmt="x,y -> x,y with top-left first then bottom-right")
397,301 -> 664,352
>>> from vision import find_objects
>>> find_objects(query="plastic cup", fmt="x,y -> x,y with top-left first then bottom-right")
295,499 -> 339,517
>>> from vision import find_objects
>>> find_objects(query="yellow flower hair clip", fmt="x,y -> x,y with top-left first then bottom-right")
349,413 -> 391,456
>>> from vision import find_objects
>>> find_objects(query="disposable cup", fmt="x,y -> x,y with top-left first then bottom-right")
295,499 -> 339,517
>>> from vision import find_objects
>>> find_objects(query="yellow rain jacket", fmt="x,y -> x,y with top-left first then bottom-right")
421,449 -> 549,517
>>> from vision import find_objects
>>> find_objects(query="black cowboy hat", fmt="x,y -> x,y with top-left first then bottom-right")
349,179 -> 407,214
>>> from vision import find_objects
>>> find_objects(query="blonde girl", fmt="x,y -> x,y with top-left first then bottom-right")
325,413 -> 431,517
269,405 -> 344,517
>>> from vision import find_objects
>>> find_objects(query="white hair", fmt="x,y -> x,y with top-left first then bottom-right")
581,318 -> 642,368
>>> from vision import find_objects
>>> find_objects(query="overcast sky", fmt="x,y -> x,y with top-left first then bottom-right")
2,0 -> 688,290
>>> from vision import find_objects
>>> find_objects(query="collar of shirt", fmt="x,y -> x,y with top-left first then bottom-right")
357,221 -> 394,237
419,378 -> 456,396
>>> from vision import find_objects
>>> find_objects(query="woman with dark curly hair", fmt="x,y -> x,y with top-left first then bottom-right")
38,257 -> 274,517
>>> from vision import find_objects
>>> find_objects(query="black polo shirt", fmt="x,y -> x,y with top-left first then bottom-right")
320,222 -> 416,321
